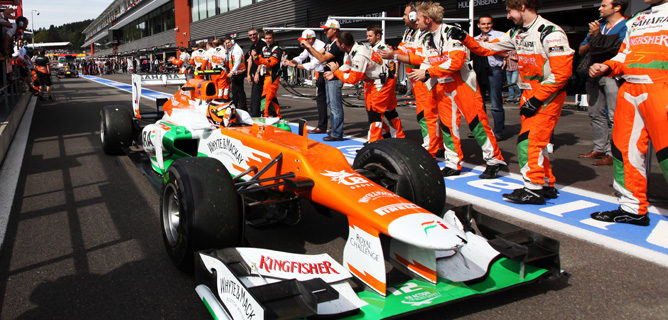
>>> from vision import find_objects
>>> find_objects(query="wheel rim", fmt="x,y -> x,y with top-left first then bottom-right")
362,162 -> 412,201
363,163 -> 401,191
162,184 -> 181,247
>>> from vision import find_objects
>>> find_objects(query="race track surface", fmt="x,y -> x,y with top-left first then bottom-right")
0,74 -> 666,319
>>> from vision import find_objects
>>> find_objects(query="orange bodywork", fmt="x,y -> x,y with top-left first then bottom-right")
216,124 -> 430,239
161,78 -> 217,116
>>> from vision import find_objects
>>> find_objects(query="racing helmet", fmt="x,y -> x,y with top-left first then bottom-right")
207,100 -> 237,127
172,59 -> 184,67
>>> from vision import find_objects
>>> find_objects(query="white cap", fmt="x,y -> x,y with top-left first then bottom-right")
320,19 -> 340,30
298,29 -> 316,41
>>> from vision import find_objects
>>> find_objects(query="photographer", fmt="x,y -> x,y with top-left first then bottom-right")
284,29 -> 327,134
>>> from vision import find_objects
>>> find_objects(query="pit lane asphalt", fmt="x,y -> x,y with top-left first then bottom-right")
0,75 -> 665,319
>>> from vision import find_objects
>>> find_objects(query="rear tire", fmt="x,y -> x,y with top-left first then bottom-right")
100,105 -> 133,155
353,138 -> 445,215
161,157 -> 243,272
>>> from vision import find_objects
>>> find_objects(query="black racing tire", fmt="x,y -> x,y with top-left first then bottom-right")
100,105 -> 133,155
161,157 -> 243,272
353,138 -> 445,215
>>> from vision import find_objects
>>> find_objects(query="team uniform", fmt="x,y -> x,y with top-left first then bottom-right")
254,43 -> 283,117
460,16 -> 573,195
333,42 -> 405,143
190,48 -> 208,79
208,46 -> 230,100
34,56 -> 51,87
178,51 -> 191,75
398,27 -> 442,157
590,2 -> 668,224
408,24 -> 505,173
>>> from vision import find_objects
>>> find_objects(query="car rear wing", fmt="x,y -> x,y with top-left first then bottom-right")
131,74 -> 187,120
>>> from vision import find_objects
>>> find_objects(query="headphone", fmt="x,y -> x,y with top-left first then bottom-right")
408,11 -> 417,22
407,2 -> 417,22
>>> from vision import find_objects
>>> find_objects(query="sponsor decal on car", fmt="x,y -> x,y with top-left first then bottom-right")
391,282 -> 442,307
258,255 -> 340,275
349,233 -> 381,262
199,254 -> 264,320
236,248 -> 351,283
358,191 -> 400,203
421,220 -> 449,235
207,137 -> 245,164
374,203 -> 421,216
321,170 -> 374,189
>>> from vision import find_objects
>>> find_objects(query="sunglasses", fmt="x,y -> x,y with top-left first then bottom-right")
248,33 -> 258,36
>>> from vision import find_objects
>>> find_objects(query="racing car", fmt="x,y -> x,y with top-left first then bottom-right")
56,65 -> 79,78
100,72 -> 563,319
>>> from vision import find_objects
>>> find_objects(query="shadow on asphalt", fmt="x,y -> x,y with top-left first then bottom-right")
13,259 -> 208,319
0,81 -> 210,319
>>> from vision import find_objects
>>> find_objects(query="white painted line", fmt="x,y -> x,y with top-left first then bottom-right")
448,188 -> 668,267
647,220 -> 668,249
460,162 -> 665,216
0,96 -> 37,248
580,218 -> 614,230
540,200 -> 599,217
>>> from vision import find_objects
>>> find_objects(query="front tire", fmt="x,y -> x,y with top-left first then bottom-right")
100,105 -> 133,155
161,157 -> 243,271
353,138 -> 445,215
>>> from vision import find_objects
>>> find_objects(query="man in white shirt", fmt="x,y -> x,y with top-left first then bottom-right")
284,29 -> 328,133
224,37 -> 247,111
474,15 -> 507,139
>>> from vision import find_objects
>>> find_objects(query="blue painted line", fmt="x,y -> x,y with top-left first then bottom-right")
82,75 -> 668,266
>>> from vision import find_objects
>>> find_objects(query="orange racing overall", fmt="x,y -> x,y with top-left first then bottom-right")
208,46 -> 230,100
409,24 -> 505,171
334,43 -> 405,143
462,16 -> 574,189
398,28 -> 442,157
254,44 -> 283,117
602,2 -> 668,215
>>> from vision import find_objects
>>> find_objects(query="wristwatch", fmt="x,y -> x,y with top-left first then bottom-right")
423,70 -> 431,81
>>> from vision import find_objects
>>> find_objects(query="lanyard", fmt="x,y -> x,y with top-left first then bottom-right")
602,19 -> 623,35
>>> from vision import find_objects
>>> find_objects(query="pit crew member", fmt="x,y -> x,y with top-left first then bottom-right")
450,0 -> 574,203
177,47 -> 191,75
208,38 -> 231,100
283,29 -> 328,134
324,32 -> 405,143
363,25 -> 406,142
191,42 -> 209,78
252,30 -> 283,117
589,0 -> 668,226
386,1 -> 506,178
382,2 -> 443,157
34,51 -> 52,101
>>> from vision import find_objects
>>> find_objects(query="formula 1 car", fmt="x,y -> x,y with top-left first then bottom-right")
100,73 -> 563,319
56,65 -> 79,78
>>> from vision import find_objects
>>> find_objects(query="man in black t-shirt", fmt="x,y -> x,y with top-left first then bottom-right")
302,19 -> 345,141
34,51 -> 53,101
246,28 -> 267,117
